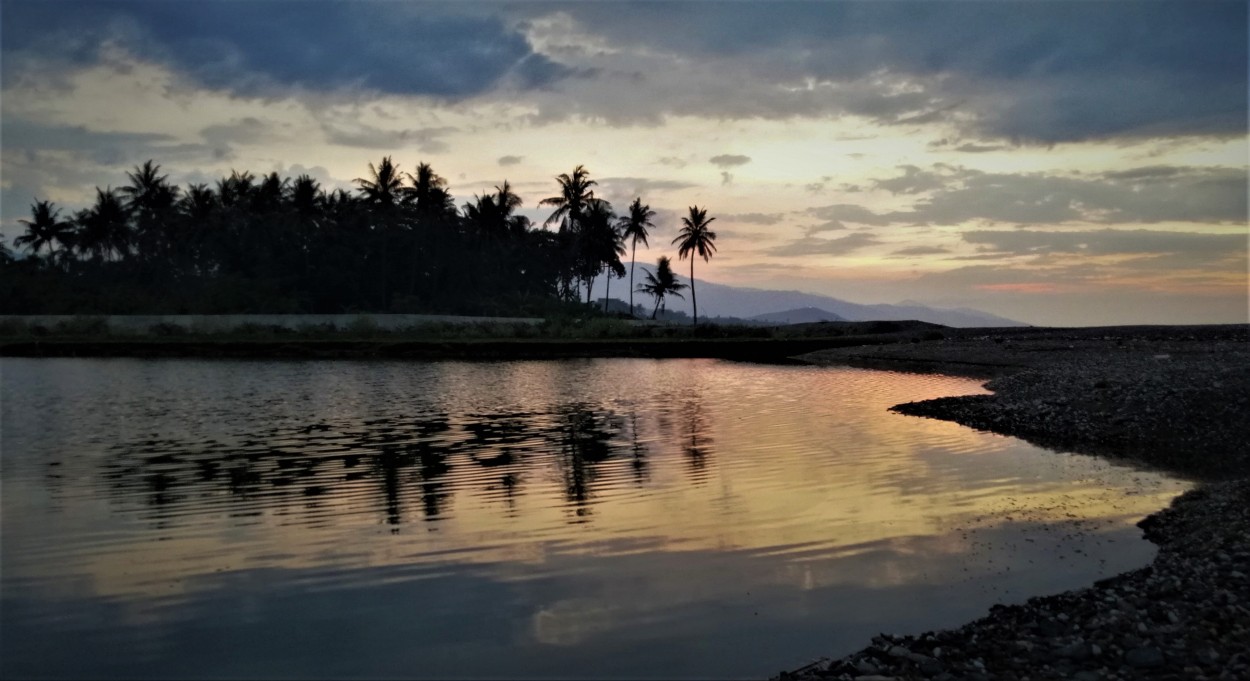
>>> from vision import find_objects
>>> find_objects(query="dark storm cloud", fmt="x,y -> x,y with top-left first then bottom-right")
0,1 -> 567,97
530,1 -> 1246,142
498,156 -> 524,167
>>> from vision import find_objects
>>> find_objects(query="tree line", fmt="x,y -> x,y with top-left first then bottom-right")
2,159 -> 718,321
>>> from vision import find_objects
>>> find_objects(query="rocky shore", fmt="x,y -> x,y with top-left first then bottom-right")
782,324 -> 1250,681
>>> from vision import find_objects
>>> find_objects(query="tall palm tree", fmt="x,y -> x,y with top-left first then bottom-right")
121,160 -> 179,262
15,200 -> 74,264
407,162 -> 454,220
637,255 -> 686,319
617,197 -> 654,317
76,188 -> 131,262
539,165 -> 596,232
495,180 -> 530,237
354,156 -> 406,209
541,166 -> 600,303
671,205 -> 717,325
581,199 -> 624,310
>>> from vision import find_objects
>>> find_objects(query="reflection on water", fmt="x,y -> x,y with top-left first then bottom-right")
1,358 -> 1190,679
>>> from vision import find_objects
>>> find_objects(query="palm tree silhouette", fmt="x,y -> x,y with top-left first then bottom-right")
76,188 -> 131,262
354,156 -> 406,209
671,205 -> 717,324
637,255 -> 687,319
539,165 -> 596,232
16,200 -> 74,265
582,199 -> 624,310
617,197 -> 654,317
120,160 -> 180,263
407,162 -> 454,220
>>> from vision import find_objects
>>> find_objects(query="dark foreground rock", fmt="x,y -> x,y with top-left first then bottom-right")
780,325 -> 1250,680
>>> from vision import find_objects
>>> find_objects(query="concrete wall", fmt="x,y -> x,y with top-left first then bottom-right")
1,314 -> 544,334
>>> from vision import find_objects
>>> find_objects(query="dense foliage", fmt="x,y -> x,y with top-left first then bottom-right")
1,159 -> 716,317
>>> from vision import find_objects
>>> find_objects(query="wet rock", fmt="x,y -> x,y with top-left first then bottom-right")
778,328 -> 1250,681
1125,646 -> 1166,668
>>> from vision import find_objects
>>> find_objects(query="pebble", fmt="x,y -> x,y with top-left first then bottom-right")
779,328 -> 1250,681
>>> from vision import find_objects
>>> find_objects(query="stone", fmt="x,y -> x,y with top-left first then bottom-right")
855,658 -> 879,675
918,658 -> 944,677
1125,646 -> 1166,668
1057,641 -> 1091,660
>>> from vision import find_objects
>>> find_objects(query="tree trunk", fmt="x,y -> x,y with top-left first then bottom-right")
604,266 -> 610,313
629,241 -> 636,318
690,258 -> 697,325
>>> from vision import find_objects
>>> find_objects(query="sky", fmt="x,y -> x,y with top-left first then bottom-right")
1,0 -> 1246,326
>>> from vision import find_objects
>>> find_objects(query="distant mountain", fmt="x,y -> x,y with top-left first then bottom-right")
749,307 -> 847,325
596,273 -> 1027,327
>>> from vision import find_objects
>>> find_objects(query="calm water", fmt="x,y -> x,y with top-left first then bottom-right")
1,358 -> 1190,679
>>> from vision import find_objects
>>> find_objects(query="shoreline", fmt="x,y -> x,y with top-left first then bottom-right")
0,337 -> 885,362
784,325 -> 1249,680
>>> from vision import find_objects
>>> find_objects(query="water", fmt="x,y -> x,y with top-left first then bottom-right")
1,358 -> 1190,679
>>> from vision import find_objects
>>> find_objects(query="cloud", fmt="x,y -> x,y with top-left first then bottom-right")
806,203 -> 893,226
804,221 -> 848,235
723,213 -> 785,225
720,172 -> 734,186
516,2 -> 1246,142
0,118 -> 227,171
709,154 -> 751,168
1,2 -> 570,98
498,155 -> 524,166
767,233 -> 881,257
306,106 -> 458,153
891,246 -> 951,257
866,164 -> 1248,226
961,229 -> 1246,258
871,164 -> 958,195
597,177 -> 699,195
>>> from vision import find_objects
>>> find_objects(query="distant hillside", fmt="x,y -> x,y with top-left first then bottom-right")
591,274 -> 1027,327
749,307 -> 847,324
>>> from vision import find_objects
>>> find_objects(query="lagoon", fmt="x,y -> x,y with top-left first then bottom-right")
0,358 -> 1189,679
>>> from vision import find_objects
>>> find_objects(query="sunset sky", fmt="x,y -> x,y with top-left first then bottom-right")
2,0 -> 1246,326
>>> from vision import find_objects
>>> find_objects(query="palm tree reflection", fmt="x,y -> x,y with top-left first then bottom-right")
682,400 -> 712,483
94,400 -> 711,529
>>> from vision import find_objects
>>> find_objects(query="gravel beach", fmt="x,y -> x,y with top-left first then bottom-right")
782,324 -> 1250,681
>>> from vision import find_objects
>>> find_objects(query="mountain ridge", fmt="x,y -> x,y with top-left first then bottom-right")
595,273 -> 1027,327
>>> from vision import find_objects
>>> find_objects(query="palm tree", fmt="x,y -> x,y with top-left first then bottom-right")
15,200 -> 74,264
539,165 -> 596,232
407,162 -> 454,220
355,156 -> 406,209
637,255 -> 686,319
495,180 -> 530,238
617,197 -> 654,317
671,205 -> 717,324
121,160 -> 179,262
76,188 -> 131,262
580,199 -> 624,310
541,166 -> 600,302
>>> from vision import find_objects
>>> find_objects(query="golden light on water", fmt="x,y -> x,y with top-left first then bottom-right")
3,360 -> 1189,607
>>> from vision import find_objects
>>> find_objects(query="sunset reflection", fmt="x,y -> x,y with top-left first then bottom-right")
2,358 -> 1190,678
